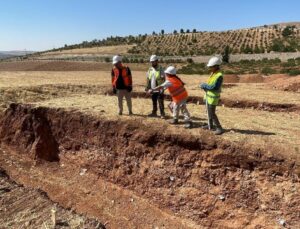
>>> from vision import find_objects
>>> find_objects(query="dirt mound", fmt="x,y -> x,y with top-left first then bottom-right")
269,75 -> 300,92
0,103 -> 59,161
0,61 -> 104,71
223,74 -> 240,83
0,104 -> 299,228
238,74 -> 264,83
105,90 -> 300,113
220,98 -> 300,112
263,74 -> 289,83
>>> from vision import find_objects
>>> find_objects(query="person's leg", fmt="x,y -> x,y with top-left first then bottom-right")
117,89 -> 125,115
170,102 -> 180,124
158,93 -> 165,117
208,105 -> 220,127
150,93 -> 158,116
208,104 -> 224,135
180,101 -> 193,128
124,90 -> 132,114
203,104 -> 214,129
179,102 -> 190,121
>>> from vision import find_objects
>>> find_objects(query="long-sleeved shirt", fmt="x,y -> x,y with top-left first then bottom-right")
201,76 -> 223,91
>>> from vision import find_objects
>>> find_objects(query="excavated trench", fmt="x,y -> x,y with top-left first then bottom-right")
104,90 -> 300,113
0,104 -> 299,228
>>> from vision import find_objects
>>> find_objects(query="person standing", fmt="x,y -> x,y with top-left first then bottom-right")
111,55 -> 133,115
145,55 -> 166,118
149,66 -> 193,128
200,56 -> 224,135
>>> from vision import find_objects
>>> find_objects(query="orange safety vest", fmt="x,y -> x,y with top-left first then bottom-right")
112,65 -> 132,87
167,75 -> 188,104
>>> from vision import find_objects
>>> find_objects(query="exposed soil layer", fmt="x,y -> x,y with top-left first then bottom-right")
105,90 -> 300,113
0,168 -> 105,228
0,104 -> 299,228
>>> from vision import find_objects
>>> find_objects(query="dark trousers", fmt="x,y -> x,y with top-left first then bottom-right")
207,104 -> 222,129
152,93 -> 165,115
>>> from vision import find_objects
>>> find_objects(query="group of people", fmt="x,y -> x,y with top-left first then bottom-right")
111,55 -> 224,135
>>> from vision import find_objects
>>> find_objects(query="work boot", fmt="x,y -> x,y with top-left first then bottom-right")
148,112 -> 157,117
169,119 -> 178,124
214,128 -> 224,135
184,121 -> 193,129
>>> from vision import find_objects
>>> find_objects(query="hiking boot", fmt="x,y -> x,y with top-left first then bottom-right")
214,128 -> 224,135
169,119 -> 178,124
184,121 -> 193,129
148,112 -> 157,117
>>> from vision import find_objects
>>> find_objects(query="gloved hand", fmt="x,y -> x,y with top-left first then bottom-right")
113,87 -> 117,94
127,86 -> 132,92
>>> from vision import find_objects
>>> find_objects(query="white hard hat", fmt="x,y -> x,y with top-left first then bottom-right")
112,55 -> 122,64
207,56 -> 222,67
164,66 -> 176,75
150,55 -> 159,62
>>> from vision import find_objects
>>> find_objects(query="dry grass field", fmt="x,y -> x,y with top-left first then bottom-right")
0,62 -> 299,228
42,44 -> 135,55
0,69 -> 299,156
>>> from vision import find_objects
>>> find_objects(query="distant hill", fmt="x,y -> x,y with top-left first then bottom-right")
0,53 -> 14,59
0,51 -> 35,59
39,22 -> 300,57
130,23 -> 300,56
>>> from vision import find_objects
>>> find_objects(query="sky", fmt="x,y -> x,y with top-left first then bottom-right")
1,0 -> 300,51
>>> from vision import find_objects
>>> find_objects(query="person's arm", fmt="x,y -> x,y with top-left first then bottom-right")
160,68 -> 166,81
150,80 -> 172,93
126,67 -> 132,87
111,69 -> 115,86
111,69 -> 117,94
200,76 -> 223,91
145,71 -> 151,91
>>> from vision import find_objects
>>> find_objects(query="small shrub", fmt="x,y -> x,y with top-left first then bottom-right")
261,67 -> 277,75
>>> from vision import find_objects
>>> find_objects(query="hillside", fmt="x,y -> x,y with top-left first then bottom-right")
130,24 -> 300,56
38,22 -> 300,57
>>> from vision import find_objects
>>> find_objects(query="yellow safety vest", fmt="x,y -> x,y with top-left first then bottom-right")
204,71 -> 223,105
147,66 -> 164,86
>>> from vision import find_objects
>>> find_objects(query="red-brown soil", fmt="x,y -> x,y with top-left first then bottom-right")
0,168 -> 105,228
223,75 -> 240,83
268,76 -> 300,92
239,74 -> 265,83
0,104 -> 299,228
